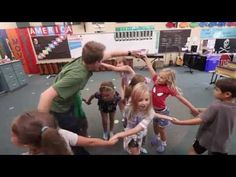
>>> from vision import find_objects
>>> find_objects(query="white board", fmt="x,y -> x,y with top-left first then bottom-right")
69,32 -> 157,58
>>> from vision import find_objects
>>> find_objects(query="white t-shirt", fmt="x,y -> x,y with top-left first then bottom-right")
58,129 -> 79,153
22,129 -> 79,155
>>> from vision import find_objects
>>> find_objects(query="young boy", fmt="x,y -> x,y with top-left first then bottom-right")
171,78 -> 236,155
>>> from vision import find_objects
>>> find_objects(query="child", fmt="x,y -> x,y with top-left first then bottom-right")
110,83 -> 174,155
171,78 -> 236,155
11,111 -> 118,155
141,55 -> 199,153
122,74 -> 147,127
124,74 -> 148,104
85,81 -> 121,140
100,57 -> 135,102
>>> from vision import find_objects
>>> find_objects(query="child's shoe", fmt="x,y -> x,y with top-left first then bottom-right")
103,132 -> 108,140
110,131 -> 114,138
140,147 -> 148,154
156,141 -> 167,153
151,136 -> 161,146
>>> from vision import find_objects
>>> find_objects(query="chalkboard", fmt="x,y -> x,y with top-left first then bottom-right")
214,38 -> 236,53
158,29 -> 191,53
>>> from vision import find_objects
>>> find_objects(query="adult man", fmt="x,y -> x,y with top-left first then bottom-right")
38,41 -> 139,154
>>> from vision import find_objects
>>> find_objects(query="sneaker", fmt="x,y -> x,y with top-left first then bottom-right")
140,147 -> 148,154
21,152 -> 30,155
110,131 -> 114,137
151,136 -> 161,146
156,143 -> 167,153
122,118 -> 127,128
103,132 -> 108,140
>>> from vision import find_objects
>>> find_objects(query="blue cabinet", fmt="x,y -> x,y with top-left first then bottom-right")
0,60 -> 27,92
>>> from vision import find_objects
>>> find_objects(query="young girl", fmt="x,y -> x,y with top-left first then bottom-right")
110,83 -> 174,155
11,111 -> 117,155
85,81 -> 121,140
141,55 -> 199,153
122,74 -> 147,127
100,57 -> 136,103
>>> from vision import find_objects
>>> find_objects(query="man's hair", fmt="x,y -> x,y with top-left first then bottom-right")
215,78 -> 236,98
82,41 -> 106,64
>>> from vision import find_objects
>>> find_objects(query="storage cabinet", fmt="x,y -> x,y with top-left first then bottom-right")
0,60 -> 28,92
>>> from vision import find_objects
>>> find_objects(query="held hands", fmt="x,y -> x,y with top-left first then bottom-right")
130,50 -> 144,58
83,99 -> 91,105
170,118 -> 181,124
130,49 -> 149,59
190,107 -> 200,117
109,133 -> 122,142
108,137 -> 119,145
197,108 -> 206,113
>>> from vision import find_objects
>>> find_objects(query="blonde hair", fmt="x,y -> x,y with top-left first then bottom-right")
128,83 -> 152,120
160,68 -> 182,94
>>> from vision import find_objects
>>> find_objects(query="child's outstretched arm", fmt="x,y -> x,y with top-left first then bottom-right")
154,112 -> 175,121
85,93 -> 96,105
198,108 -> 206,113
175,94 -> 200,116
76,135 -> 118,147
110,125 -> 144,141
100,62 -> 135,75
141,55 -> 156,78
171,117 -> 203,125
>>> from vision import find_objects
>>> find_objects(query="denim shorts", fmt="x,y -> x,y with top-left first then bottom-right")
153,107 -> 170,127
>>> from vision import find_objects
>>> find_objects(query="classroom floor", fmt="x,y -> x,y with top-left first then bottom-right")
1,66 -> 236,155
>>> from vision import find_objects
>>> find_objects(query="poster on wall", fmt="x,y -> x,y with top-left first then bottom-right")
115,26 -> 154,41
68,35 -> 82,58
0,30 -> 12,58
29,25 -> 73,36
5,28 -> 40,74
17,28 -> 39,74
214,38 -> 236,53
200,28 -> 236,39
32,35 -> 71,60
207,39 -> 216,49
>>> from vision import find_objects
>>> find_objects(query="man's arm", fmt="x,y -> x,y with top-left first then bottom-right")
38,86 -> 58,112
102,50 -> 141,61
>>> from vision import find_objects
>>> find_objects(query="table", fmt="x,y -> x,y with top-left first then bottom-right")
140,54 -> 164,70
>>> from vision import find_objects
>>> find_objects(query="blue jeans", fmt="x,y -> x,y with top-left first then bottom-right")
153,107 -> 170,127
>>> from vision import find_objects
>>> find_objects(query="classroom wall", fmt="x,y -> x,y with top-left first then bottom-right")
0,22 -> 236,68
0,22 -> 17,29
71,22 -> 203,66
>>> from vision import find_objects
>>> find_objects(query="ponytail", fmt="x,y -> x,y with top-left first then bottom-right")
11,111 -> 72,155
41,127 -> 72,155
124,85 -> 132,101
